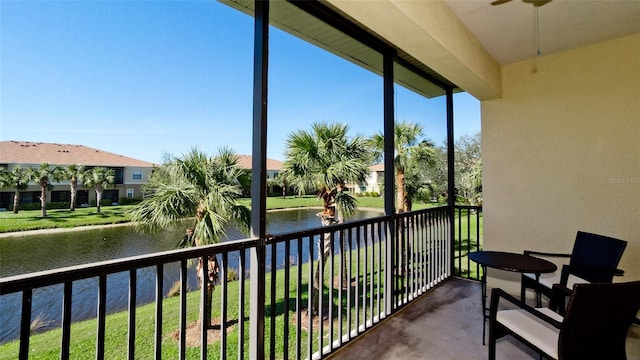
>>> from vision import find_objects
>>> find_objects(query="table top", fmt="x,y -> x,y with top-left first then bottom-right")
469,251 -> 557,274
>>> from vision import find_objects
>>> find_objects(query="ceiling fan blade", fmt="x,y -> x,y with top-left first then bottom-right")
491,0 -> 512,5
524,0 -> 552,6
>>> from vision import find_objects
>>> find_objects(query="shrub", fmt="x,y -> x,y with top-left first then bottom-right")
89,199 -> 113,207
119,197 -> 142,205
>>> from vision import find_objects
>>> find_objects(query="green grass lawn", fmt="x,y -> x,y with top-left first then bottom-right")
0,196 -> 442,233
0,206 -> 132,233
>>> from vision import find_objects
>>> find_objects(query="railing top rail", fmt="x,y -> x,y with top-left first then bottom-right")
454,205 -> 483,211
268,214 -> 390,243
393,205 -> 449,219
267,205 -> 451,243
0,237 -> 259,295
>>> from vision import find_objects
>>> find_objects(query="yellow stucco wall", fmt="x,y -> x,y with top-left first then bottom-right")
483,34 -> 640,292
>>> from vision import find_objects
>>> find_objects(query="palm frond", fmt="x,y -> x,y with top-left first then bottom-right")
335,190 -> 357,218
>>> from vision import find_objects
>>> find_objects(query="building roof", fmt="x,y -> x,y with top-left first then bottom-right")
0,141 -> 155,168
236,155 -> 283,171
370,163 -> 385,171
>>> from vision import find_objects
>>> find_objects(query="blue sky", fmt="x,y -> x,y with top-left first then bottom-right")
1,1 -> 479,163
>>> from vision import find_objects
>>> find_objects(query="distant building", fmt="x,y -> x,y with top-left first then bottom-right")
236,155 -> 283,180
351,163 -> 384,195
0,140 -> 155,208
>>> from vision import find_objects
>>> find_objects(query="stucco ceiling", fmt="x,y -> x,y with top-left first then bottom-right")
444,0 -> 640,65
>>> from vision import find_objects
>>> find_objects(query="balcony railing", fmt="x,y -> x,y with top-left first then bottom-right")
452,205 -> 484,280
0,205 -> 481,359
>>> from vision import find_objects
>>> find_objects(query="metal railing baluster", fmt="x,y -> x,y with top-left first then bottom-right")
269,243 -> 276,360
179,260 -> 187,360
220,253 -> 228,360
238,250 -> 245,360
96,275 -> 106,360
155,264 -> 163,360
295,236 -> 302,360
19,289 -> 32,360
128,270 -> 136,360
283,239 -> 290,360
61,281 -> 72,360
200,255 -> 207,360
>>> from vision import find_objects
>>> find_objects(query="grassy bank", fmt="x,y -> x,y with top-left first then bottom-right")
0,195 -> 439,233
0,206 -> 132,233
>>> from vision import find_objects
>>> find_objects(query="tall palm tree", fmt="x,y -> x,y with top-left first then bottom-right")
0,166 -> 31,214
83,167 -> 115,213
282,122 -> 371,314
29,163 -> 63,218
370,121 -> 437,212
128,147 -> 250,326
63,164 -> 86,211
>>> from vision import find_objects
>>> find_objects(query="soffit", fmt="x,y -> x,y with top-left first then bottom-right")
219,0 -> 455,98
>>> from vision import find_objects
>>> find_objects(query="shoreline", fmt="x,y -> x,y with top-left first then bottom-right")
0,222 -> 134,238
0,207 -> 384,238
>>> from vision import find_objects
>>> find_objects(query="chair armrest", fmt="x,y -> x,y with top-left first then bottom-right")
489,288 -> 563,329
559,264 -> 624,285
551,283 -> 572,297
523,250 -> 571,259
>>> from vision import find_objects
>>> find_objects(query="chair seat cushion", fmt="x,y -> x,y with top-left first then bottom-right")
523,272 -> 589,290
496,307 -> 563,359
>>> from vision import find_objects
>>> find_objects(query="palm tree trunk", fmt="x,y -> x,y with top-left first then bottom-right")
313,229 -> 332,315
396,169 -> 405,213
70,179 -> 77,211
39,181 -> 47,218
396,169 -> 407,275
340,229 -> 349,287
196,256 -> 219,328
12,190 -> 20,214
96,188 -> 102,213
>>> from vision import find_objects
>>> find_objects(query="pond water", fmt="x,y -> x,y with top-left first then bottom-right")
0,208 -> 381,343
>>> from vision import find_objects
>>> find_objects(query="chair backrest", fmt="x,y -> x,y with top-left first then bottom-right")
558,281 -> 640,360
569,231 -> 627,282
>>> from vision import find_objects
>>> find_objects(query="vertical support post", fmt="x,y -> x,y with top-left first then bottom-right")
446,88 -> 455,277
250,0 -> 269,359
383,49 -> 395,315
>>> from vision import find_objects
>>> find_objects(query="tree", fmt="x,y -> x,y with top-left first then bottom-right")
455,133 -> 482,206
29,163 -> 63,218
282,122 -> 371,314
0,166 -> 31,214
370,121 -> 437,212
83,167 -> 115,213
128,147 -> 250,326
62,164 -> 86,211
268,172 -> 291,198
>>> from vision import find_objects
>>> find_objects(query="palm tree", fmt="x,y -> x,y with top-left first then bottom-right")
29,163 -> 63,218
82,167 -> 115,213
268,172 -> 290,198
282,122 -> 371,314
0,166 -> 31,213
128,147 -> 250,326
63,164 -> 86,211
370,121 -> 437,212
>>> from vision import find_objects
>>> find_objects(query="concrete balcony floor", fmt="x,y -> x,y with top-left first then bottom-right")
328,278 -> 640,360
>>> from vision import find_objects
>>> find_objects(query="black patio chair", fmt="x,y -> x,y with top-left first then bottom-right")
520,231 -> 627,308
489,281 -> 640,360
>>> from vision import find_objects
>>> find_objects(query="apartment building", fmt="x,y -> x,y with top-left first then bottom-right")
0,140 -> 155,208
